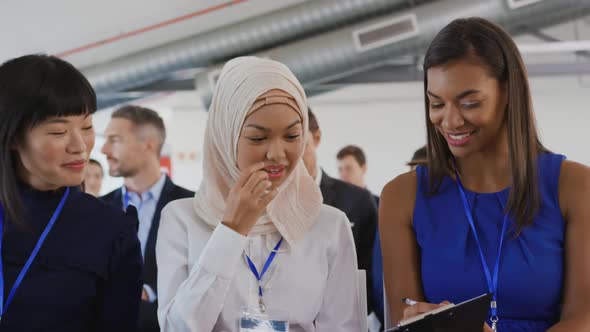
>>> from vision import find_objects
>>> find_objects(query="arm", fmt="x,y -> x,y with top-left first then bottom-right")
547,160 -> 590,331
96,214 -> 144,332
379,171 -> 425,325
156,205 -> 248,332
315,213 -> 362,331
158,162 -> 277,331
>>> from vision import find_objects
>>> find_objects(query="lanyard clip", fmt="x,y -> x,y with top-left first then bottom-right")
491,315 -> 499,331
258,296 -> 266,313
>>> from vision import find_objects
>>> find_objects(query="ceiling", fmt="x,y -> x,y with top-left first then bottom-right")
2,0 -> 590,109
0,0 -> 308,67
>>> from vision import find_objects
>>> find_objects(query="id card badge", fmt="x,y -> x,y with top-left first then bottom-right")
240,307 -> 289,332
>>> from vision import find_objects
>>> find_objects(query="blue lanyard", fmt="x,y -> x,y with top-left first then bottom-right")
0,187 -> 70,319
123,189 -> 129,210
245,237 -> 283,312
454,168 -> 508,322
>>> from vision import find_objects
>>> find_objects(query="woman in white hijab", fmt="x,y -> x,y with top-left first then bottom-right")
156,57 -> 360,332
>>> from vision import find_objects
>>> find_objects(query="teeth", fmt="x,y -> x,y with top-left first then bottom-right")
449,132 -> 472,140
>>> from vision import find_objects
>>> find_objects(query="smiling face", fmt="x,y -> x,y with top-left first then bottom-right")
427,58 -> 508,158
15,114 -> 95,191
236,101 -> 304,189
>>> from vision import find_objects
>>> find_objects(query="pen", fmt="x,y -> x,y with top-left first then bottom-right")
401,297 -> 418,306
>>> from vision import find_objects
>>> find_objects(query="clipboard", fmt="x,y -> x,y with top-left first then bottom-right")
386,293 -> 492,332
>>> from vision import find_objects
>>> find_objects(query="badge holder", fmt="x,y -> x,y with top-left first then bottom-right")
240,306 -> 289,332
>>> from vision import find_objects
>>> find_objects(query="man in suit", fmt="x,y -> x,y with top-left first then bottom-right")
101,105 -> 194,332
337,145 -> 380,205
337,145 -> 383,330
302,108 -> 378,320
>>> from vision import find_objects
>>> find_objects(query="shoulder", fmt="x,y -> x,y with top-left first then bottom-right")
161,197 -> 196,223
101,188 -> 120,199
168,181 -> 195,200
330,176 -> 362,193
311,204 -> 356,247
309,204 -> 351,237
64,192 -> 140,261
100,188 -> 120,203
157,198 -> 214,259
380,170 -> 417,227
332,177 -> 375,203
558,160 -> 590,217
159,197 -> 210,237
316,204 -> 350,226
559,160 -> 589,181
381,169 -> 417,203
71,192 -> 136,231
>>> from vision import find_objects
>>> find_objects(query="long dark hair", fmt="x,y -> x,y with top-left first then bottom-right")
423,18 -> 547,234
0,54 -> 96,227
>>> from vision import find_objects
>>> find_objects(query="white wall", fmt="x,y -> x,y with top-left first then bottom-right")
309,83 -> 426,196
91,75 -> 590,196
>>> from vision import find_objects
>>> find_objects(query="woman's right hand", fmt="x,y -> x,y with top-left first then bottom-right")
402,301 -> 451,321
222,162 -> 278,236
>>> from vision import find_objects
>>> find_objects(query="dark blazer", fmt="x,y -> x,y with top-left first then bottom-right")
319,170 -> 378,314
102,176 -> 194,332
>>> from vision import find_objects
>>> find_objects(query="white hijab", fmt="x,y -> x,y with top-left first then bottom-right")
193,56 -> 323,245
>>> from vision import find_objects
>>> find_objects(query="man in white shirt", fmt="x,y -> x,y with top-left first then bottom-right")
100,105 -> 194,332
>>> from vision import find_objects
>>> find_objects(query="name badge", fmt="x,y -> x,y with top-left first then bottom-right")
240,307 -> 289,332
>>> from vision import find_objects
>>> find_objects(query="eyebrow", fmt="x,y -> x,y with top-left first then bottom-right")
44,114 -> 91,124
245,119 -> 302,132
44,118 -> 70,124
245,124 -> 269,132
286,119 -> 302,129
427,89 -> 481,100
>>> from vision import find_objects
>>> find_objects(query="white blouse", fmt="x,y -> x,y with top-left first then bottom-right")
156,198 -> 361,332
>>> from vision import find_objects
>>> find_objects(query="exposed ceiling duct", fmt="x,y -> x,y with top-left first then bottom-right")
82,0 -> 422,96
195,0 -> 590,108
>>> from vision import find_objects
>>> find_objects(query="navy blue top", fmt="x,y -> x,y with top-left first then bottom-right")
414,153 -> 565,331
0,185 -> 143,332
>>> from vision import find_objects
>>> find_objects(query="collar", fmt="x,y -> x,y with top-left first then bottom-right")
122,173 -> 167,202
315,165 -> 323,186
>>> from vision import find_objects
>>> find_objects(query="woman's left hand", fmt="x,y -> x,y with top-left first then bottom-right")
402,301 -> 451,320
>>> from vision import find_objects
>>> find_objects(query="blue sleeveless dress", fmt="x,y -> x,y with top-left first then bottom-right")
414,153 -> 565,331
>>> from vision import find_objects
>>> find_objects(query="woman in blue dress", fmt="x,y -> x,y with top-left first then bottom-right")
380,18 -> 590,331
0,54 -> 143,331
